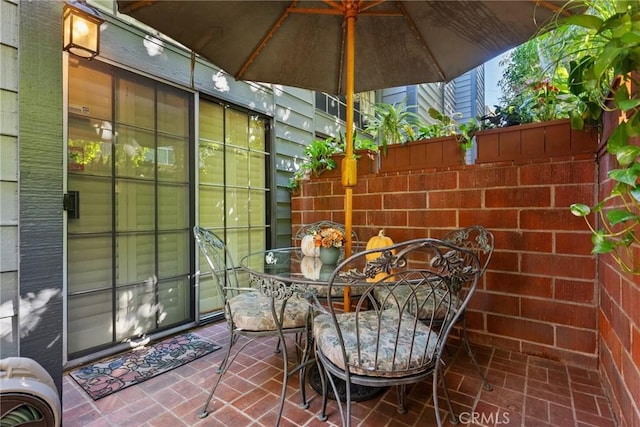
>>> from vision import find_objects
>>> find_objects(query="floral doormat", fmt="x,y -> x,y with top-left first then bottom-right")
69,332 -> 221,400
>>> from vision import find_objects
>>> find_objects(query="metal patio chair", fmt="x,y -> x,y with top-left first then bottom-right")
313,238 -> 481,426
194,226 -> 311,426
373,226 -> 494,391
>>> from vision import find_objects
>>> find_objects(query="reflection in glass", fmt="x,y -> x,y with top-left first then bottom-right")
116,179 -> 155,232
115,234 -> 155,285
199,186 -> 225,229
67,60 -> 194,357
68,116 -> 113,176
158,183 -> 189,230
116,78 -> 154,129
67,291 -> 112,353
199,141 -> 223,185
115,278 -> 164,340
158,90 -> 189,136
226,188 -> 249,227
67,176 -> 111,233
115,126 -> 155,179
248,115 -> 265,150
158,134 -> 187,181
225,145 -> 249,186
158,278 -> 190,325
67,236 -> 112,293
225,109 -> 248,149
159,231 -> 189,277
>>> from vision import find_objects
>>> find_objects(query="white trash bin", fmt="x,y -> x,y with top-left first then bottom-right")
0,357 -> 61,427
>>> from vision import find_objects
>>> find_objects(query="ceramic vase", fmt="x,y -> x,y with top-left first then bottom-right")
319,246 -> 340,265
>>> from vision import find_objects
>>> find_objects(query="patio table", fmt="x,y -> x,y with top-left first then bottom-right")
240,246 -> 386,402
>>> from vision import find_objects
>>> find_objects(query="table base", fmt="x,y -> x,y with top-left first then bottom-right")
307,365 -> 387,402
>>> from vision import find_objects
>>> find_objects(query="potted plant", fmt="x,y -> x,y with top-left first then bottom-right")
327,132 -> 380,177
425,107 -> 480,162
363,100 -> 422,156
286,134 -> 381,191
377,107 -> 479,172
287,137 -> 339,191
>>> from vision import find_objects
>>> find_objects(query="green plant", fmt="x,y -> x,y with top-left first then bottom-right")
336,131 -> 380,155
480,105 -> 525,128
419,108 -> 458,139
363,101 -> 422,155
354,136 -> 379,153
564,1 -> 640,273
424,108 -> 480,155
286,132 -> 381,192
457,118 -> 481,153
287,137 -> 338,191
493,5 -> 617,129
519,78 -> 582,122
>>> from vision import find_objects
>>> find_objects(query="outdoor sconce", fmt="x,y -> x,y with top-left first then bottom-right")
62,0 -> 104,60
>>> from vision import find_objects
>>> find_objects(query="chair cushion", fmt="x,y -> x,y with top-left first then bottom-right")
313,310 -> 438,377
228,291 -> 309,331
373,285 -> 456,320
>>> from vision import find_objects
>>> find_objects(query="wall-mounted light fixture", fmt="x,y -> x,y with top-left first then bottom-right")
62,0 -> 104,60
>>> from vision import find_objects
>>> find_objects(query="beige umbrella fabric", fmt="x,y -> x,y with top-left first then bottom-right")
117,0 -> 577,307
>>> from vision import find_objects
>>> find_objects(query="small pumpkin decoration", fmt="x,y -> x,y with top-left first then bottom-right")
366,230 -> 394,260
365,230 -> 395,282
301,234 -> 320,257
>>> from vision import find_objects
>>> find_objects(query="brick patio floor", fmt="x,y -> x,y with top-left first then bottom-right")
62,321 -> 617,426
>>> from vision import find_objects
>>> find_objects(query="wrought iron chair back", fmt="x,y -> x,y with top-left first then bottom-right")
193,225 -> 310,426
194,225 -> 243,301
313,238 -> 481,426
442,225 -> 494,276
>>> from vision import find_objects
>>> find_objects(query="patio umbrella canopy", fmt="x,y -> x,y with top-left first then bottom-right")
117,1 -> 574,95
116,0 -> 578,307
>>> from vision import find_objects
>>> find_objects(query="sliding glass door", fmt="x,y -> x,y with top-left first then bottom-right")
66,60 -> 271,359
66,60 -> 192,358
197,100 -> 270,317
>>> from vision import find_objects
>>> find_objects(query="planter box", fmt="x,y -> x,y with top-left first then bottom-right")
323,149 -> 379,179
379,136 -> 463,173
475,119 -> 597,164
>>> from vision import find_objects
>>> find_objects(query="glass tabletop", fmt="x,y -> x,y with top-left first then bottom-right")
240,247 -> 342,285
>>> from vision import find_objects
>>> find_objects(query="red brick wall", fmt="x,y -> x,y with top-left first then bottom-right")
292,117 -> 640,427
597,97 -> 640,426
292,151 -> 599,369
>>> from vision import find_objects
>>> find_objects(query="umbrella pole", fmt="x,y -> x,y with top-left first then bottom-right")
342,4 -> 357,312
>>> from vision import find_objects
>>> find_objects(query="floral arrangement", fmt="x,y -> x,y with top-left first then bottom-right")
313,227 -> 344,248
